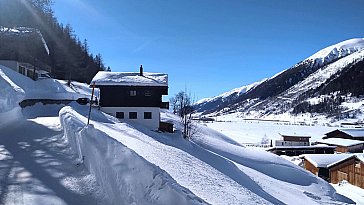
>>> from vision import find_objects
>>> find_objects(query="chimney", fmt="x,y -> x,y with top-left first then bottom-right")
139,65 -> 143,76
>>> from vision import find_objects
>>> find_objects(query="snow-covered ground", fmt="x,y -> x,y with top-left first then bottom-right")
0,64 -> 358,204
332,181 -> 364,205
0,111 -> 110,205
59,105 -> 353,204
204,120 -> 336,144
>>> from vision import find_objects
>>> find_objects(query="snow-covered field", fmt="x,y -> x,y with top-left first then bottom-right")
204,120 -> 337,144
0,64 -> 358,204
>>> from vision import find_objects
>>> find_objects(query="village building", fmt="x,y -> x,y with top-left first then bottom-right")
268,133 -> 336,156
0,60 -> 50,80
267,145 -> 335,156
301,154 -> 364,188
323,129 -> 364,141
316,138 -> 364,153
91,66 -> 169,131
275,133 -> 311,146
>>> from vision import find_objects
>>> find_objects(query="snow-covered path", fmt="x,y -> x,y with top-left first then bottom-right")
0,117 -> 110,205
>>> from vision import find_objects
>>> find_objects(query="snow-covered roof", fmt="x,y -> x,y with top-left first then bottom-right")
279,132 -> 311,138
318,138 -> 364,147
91,71 -> 168,87
357,154 -> 364,163
302,154 -> 354,168
338,129 -> 364,138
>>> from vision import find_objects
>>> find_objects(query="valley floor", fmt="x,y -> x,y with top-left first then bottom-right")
204,120 -> 337,144
0,117 -> 110,205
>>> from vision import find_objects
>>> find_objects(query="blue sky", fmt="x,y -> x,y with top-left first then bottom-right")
53,0 -> 364,100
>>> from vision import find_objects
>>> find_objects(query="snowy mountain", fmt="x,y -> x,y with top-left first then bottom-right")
306,38 -> 364,67
194,79 -> 266,114
0,54 -> 355,204
196,38 -> 364,123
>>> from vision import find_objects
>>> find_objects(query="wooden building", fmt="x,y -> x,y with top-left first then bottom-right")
302,154 -> 364,188
317,138 -> 364,153
267,145 -> 335,156
275,133 -> 311,146
323,129 -> 364,141
91,66 -> 170,131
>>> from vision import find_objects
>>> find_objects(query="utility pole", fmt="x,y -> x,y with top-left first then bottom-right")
87,82 -> 96,125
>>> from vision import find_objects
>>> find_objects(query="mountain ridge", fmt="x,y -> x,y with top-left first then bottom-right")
195,38 -> 364,122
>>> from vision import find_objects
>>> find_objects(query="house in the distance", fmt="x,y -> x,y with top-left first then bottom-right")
323,129 -> 364,141
0,60 -> 50,80
275,133 -> 311,146
91,66 -> 169,130
301,154 -> 364,188
316,138 -> 364,153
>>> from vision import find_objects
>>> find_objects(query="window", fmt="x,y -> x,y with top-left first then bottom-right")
145,90 -> 152,96
129,112 -> 137,119
19,66 -> 25,75
116,112 -> 124,119
144,112 -> 152,119
130,90 -> 137,96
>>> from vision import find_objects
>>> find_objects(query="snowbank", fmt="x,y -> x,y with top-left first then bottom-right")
59,106 -> 206,205
0,65 -> 91,100
0,66 -> 25,127
161,111 -> 354,205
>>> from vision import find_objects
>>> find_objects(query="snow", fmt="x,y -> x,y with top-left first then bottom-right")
196,38 -> 364,126
58,105 -> 353,204
301,154 -> 354,168
286,49 -> 364,100
307,38 -> 364,65
1,63 -> 355,204
204,120 -> 336,144
91,71 -> 168,86
332,181 -> 364,205
0,114 -> 111,205
332,128 -> 364,138
0,66 -> 25,112
318,138 -> 364,147
279,132 -> 311,138
195,79 -> 266,106
60,105 -> 206,205
0,66 -> 25,128
0,65 -> 92,100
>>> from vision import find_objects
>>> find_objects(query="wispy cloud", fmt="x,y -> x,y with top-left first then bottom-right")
132,37 -> 161,54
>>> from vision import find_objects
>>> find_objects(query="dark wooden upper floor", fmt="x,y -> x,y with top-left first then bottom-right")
98,85 -> 168,107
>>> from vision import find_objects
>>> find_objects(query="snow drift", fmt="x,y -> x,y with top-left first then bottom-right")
0,65 -> 25,127
59,106 -> 206,205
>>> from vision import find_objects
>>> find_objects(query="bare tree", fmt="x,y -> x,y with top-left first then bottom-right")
170,91 -> 196,139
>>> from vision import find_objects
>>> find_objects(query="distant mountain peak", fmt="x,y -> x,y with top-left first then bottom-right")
306,38 -> 364,66
195,38 -> 364,120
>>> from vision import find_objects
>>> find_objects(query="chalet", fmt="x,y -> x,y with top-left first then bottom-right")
91,66 -> 169,131
301,154 -> 364,188
268,133 -> 336,156
317,138 -> 364,153
267,145 -> 335,156
275,133 -> 311,146
323,129 -> 364,141
0,60 -> 50,80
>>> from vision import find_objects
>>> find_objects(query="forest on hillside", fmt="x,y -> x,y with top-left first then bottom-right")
0,0 -> 109,83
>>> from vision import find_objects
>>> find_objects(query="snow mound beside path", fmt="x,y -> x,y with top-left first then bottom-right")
60,106 -> 207,205
0,65 -> 25,127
